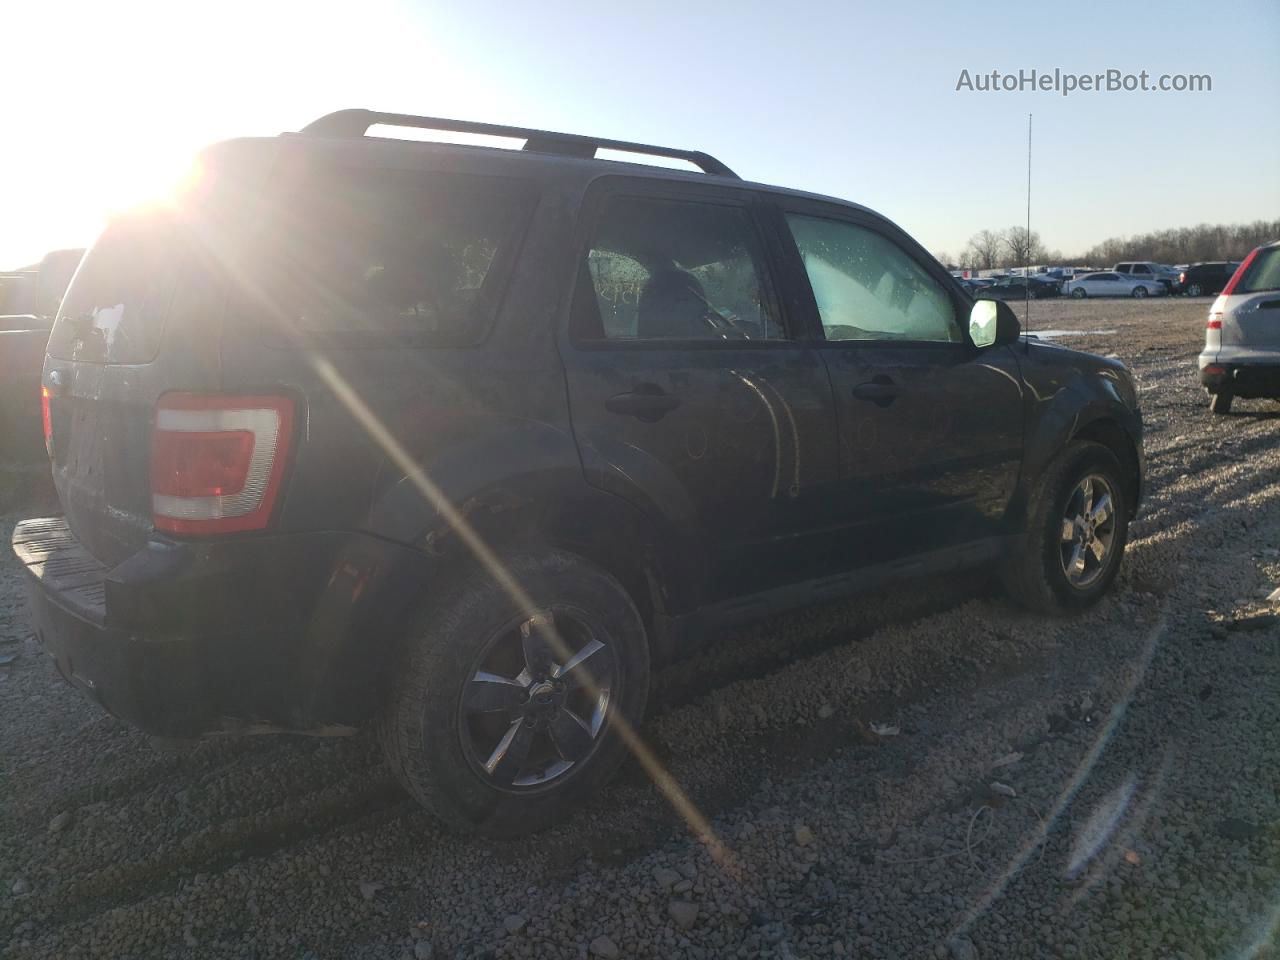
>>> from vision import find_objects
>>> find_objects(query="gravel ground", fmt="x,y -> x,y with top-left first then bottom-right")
2,297 -> 1278,960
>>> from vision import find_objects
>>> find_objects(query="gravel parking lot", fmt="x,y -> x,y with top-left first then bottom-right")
2,297 -> 1278,960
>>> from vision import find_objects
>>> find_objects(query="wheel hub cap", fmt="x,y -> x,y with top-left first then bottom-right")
525,680 -> 564,717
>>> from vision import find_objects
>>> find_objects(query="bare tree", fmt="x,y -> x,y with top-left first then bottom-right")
1083,219 -> 1279,265
932,251 -> 954,269
1002,226 -> 1045,268
964,230 -> 1003,270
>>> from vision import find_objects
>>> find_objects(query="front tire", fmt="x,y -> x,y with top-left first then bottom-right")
1209,391 -> 1234,414
1003,441 -> 1130,615
381,549 -> 650,836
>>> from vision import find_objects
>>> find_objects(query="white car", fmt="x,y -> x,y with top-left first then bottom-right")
1065,272 -> 1168,299
1197,240 -> 1280,414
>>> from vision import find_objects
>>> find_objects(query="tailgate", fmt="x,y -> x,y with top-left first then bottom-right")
44,212 -> 227,567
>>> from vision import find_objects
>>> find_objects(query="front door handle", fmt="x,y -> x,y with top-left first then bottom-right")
852,377 -> 898,407
605,385 -> 681,422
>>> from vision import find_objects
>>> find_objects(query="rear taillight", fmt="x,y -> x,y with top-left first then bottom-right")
40,386 -> 52,458
1207,313 -> 1223,329
1179,272 -> 1186,284
150,393 -> 295,535
1220,248 -> 1258,298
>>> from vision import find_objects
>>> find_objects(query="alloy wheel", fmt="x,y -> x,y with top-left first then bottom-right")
459,609 -> 615,791
1059,474 -> 1117,589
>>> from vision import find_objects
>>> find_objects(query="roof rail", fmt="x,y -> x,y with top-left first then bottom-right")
298,109 -> 739,178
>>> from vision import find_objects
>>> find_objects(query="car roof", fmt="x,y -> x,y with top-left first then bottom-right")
290,132 -> 877,213
207,110 -> 888,225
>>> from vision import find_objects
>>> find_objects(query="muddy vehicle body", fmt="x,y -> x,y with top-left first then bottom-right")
14,111 -> 1143,834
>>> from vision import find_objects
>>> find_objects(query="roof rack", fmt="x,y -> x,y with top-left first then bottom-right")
298,109 -> 739,179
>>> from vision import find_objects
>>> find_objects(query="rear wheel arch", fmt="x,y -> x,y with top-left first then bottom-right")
410,485 -> 698,666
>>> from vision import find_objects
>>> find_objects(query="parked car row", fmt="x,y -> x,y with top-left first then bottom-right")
958,261 -> 1243,299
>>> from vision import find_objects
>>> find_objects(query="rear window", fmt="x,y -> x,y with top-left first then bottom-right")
250,166 -> 535,346
1237,247 -> 1280,294
47,213 -> 183,363
50,162 -> 537,360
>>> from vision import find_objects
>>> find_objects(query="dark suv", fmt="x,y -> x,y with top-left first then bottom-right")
1176,261 -> 1238,297
13,110 -> 1144,835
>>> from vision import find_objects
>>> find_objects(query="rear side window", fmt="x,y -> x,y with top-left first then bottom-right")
48,213 -> 182,363
1237,247 -> 1280,294
571,195 -> 784,341
254,167 -> 534,345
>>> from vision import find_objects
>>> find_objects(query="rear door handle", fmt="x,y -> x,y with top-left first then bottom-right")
852,379 -> 898,407
605,386 -> 681,422
1258,299 -> 1280,310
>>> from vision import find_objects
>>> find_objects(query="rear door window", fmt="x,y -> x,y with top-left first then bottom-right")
571,195 -> 784,341
254,167 -> 535,345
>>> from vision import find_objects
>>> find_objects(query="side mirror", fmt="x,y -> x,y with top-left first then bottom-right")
969,298 -> 1021,348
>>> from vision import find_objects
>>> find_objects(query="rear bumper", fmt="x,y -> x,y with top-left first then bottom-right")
1198,358 -> 1280,398
12,517 -> 429,737
23,571 -> 211,735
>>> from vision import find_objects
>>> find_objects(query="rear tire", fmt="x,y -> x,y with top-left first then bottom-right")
1071,288 -> 1087,299
1209,391 -> 1234,414
381,549 -> 650,836
1132,286 -> 1148,298
1188,283 -> 1203,297
1003,441 -> 1130,615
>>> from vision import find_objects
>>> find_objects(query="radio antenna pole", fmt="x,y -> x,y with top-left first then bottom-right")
1024,112 -> 1032,342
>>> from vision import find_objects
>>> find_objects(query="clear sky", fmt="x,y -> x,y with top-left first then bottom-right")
4,0 -> 1278,268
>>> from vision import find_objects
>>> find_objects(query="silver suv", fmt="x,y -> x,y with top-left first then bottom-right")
1114,261 -> 1178,294
1198,240 -> 1280,414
